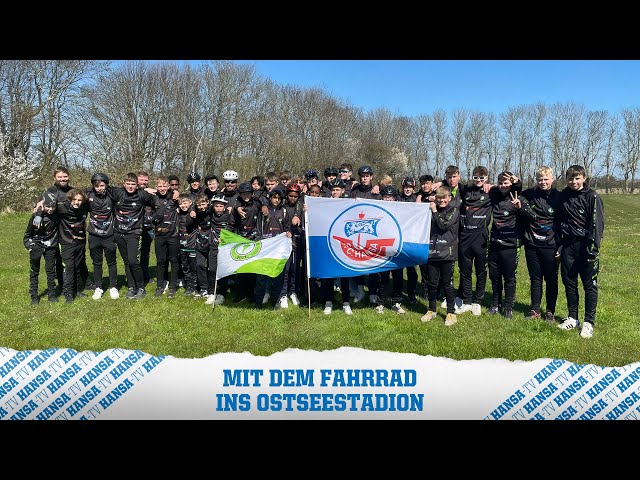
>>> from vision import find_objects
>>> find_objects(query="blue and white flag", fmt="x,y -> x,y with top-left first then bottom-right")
305,197 -> 431,278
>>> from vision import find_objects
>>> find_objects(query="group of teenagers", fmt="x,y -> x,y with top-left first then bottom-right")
24,161 -> 604,338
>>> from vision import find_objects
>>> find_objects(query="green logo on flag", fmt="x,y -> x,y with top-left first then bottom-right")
230,241 -> 262,261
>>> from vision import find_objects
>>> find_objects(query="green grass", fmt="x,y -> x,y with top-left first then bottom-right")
1,194 -> 639,365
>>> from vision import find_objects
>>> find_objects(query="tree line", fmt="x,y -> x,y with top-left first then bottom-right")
1,59 -> 639,210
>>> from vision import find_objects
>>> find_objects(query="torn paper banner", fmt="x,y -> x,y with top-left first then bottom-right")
0,346 -> 638,420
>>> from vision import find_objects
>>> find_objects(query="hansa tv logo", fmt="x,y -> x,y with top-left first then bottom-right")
328,204 -> 402,271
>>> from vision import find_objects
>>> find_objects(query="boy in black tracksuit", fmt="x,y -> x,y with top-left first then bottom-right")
24,192 -> 59,304
399,177 -> 419,304
193,194 -> 214,298
416,174 -> 436,297
86,173 -> 118,299
514,166 -> 561,324
456,166 -> 493,316
555,165 -> 605,338
279,184 -> 305,308
254,189 -> 292,309
206,195 -> 236,304
108,172 -> 157,299
319,179 -> 353,315
58,189 -> 89,303
349,165 -> 381,303
420,185 -> 460,326
177,194 -> 198,295
233,182 -> 261,302
152,177 -> 180,298
487,172 -> 523,319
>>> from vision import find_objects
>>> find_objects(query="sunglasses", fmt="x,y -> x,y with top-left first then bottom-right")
224,180 -> 237,184
339,170 -> 349,173
472,176 -> 487,181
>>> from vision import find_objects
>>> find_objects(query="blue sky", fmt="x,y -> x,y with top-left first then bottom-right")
227,60 -> 640,116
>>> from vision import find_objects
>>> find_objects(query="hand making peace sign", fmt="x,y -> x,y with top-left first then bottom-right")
510,190 -> 521,209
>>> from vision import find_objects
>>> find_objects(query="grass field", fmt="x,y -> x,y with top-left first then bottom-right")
1,194 -> 638,365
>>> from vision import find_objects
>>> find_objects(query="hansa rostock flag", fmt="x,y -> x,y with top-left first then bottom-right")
216,229 -> 292,279
305,197 -> 431,278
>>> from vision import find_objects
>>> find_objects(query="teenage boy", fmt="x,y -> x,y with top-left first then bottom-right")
455,166 -> 494,316
205,195 -> 236,305
193,194 -> 213,298
399,177 -> 419,304
110,172 -> 157,299
278,183 -> 304,308
371,185 -> 406,315
321,167 -> 339,197
319,179 -> 353,315
513,166 -> 561,324
204,174 -> 221,200
58,189 -> 90,303
137,171 -> 154,285
555,165 -> 604,339
254,189 -> 292,309
86,173 -> 119,300
338,163 -> 356,196
487,171 -> 522,319
177,194 -> 198,296
24,192 -> 59,304
349,165 -> 381,303
232,182 -> 262,303
152,176 -> 180,298
187,172 -> 203,200
416,174 -> 436,299
420,186 -> 460,326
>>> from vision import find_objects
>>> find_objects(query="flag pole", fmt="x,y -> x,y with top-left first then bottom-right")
304,205 -> 311,320
211,277 -> 218,311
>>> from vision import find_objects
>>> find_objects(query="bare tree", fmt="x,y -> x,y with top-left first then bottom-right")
617,107 -> 640,193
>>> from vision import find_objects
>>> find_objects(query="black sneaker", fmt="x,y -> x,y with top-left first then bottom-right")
154,288 -> 164,297
233,294 -> 247,303
84,283 -> 96,291
30,296 -> 39,305
125,287 -> 137,299
48,295 -> 58,303
488,306 -> 500,315
545,311 -> 555,325
134,288 -> 146,299
184,288 -> 195,296
65,294 -> 74,304
503,309 -> 513,319
525,310 -> 541,320
167,288 -> 177,298
407,296 -> 418,305
76,292 -> 88,298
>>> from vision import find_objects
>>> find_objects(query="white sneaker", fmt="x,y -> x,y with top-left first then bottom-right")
109,287 -> 119,299
215,294 -> 225,305
279,296 -> 289,309
375,305 -> 384,314
391,303 -> 406,314
178,280 -> 184,287
420,310 -> 437,322
262,293 -> 270,305
342,302 -> 353,315
323,301 -> 333,315
580,322 -> 594,338
558,317 -> 580,330
455,303 -> 473,314
369,294 -> 379,304
353,285 -> 366,303
205,294 -> 216,305
92,288 -> 104,300
471,303 -> 482,316
289,293 -> 300,306
441,298 -> 447,308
